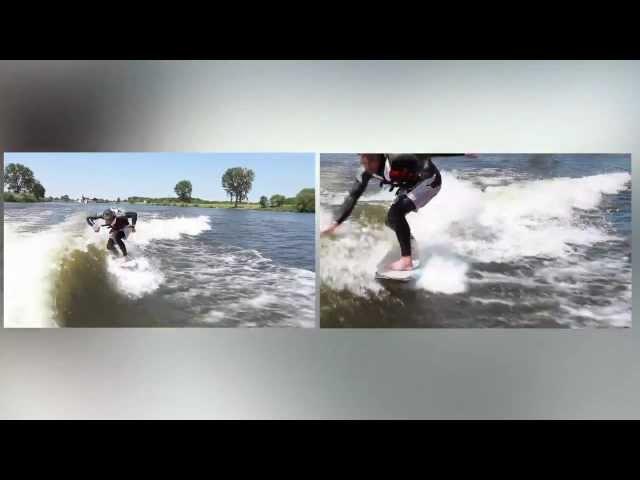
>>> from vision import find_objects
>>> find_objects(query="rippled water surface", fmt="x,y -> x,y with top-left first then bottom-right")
4,203 -> 315,327
320,154 -> 631,328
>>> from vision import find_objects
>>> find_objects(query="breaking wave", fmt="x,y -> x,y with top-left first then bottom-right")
320,170 -> 631,326
4,214 -> 211,327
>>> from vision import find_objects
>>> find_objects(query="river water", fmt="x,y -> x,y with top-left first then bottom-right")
320,154 -> 631,328
3,202 -> 315,327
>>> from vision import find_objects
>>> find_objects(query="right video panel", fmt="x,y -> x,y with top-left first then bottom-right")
319,153 -> 631,328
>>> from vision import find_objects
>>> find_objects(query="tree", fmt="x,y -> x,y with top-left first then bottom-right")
4,163 -> 35,193
269,194 -> 286,207
259,196 -> 268,208
295,188 -> 315,213
31,181 -> 45,200
221,167 -> 255,207
61,195 -> 70,201
174,180 -> 193,202
117,197 -> 121,203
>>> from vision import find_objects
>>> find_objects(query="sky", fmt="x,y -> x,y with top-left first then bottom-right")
3,153 -> 316,201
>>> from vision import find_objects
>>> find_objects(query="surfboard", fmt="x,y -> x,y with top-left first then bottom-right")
375,259 -> 421,282
375,237 -> 421,282
118,257 -> 138,269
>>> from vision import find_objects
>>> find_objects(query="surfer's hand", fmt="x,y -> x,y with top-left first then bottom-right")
321,222 -> 339,236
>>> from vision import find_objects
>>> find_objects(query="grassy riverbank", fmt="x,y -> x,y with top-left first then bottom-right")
3,192 -> 42,202
128,192 -> 315,213
4,193 -> 315,213
129,199 -> 308,212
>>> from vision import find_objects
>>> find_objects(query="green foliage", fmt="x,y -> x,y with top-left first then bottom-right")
295,188 -> 315,212
31,181 -> 45,199
4,162 -> 47,201
270,194 -> 286,207
174,180 -> 193,202
222,167 -> 255,206
126,187 -> 314,214
3,191 -> 38,202
4,163 -> 35,193
262,191 -> 313,211
85,197 -> 116,203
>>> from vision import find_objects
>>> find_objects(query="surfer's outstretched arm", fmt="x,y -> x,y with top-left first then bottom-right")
336,175 -> 369,224
124,211 -> 137,226
321,172 -> 371,235
86,215 -> 101,227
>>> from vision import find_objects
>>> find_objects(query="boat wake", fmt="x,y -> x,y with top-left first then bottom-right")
4,214 -> 211,327
320,170 -> 631,327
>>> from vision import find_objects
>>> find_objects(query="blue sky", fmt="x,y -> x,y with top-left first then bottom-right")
4,153 -> 316,201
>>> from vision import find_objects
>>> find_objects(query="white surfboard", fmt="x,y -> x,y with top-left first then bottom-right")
375,237 -> 421,282
118,257 -> 138,269
375,259 -> 421,282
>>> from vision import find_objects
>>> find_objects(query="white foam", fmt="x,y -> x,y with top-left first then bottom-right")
416,255 -> 469,294
122,216 -> 211,245
409,171 -> 629,271
320,171 -> 631,301
3,223 -> 63,327
106,257 -> 165,299
320,223 -> 393,296
4,214 -> 213,327
560,304 -> 630,328
469,297 -> 517,306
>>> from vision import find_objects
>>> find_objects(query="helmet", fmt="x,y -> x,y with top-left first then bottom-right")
102,209 -> 115,222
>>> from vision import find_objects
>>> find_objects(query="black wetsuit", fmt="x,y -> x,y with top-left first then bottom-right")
87,211 -> 138,256
335,154 -> 463,257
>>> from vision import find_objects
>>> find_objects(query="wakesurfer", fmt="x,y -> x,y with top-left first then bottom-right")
321,153 -> 471,271
87,208 -> 138,257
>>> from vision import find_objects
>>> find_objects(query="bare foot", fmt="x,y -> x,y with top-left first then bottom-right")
388,256 -> 413,271
321,222 -> 339,236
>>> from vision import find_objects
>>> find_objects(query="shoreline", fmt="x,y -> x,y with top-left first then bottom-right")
4,198 -> 314,213
131,201 -> 314,213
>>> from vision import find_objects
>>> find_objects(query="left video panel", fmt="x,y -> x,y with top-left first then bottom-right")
3,152 -> 317,328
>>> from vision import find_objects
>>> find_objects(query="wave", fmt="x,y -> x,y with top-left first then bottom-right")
320,171 -> 631,302
4,214 -> 212,327
167,246 -> 316,328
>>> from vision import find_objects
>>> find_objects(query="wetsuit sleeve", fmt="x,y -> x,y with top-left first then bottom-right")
125,212 -> 138,226
335,172 -> 371,225
86,215 -> 101,227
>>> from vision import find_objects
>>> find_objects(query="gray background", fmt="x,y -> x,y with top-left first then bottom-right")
0,60 -> 638,419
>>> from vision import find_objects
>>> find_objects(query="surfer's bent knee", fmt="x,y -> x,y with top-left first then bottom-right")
387,196 -> 417,230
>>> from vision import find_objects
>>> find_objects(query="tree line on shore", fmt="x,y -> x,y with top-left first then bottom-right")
5,163 -> 314,213
167,167 -> 314,212
3,163 -> 122,203
3,163 -> 46,202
